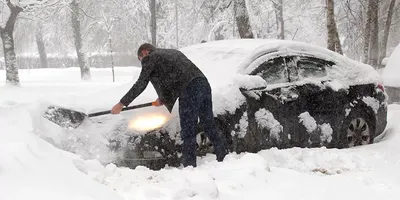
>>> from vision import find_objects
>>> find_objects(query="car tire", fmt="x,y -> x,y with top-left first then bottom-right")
341,108 -> 376,148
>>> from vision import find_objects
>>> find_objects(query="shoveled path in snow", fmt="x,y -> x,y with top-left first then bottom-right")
77,105 -> 400,200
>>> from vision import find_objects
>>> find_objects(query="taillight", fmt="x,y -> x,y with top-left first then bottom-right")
377,83 -> 385,92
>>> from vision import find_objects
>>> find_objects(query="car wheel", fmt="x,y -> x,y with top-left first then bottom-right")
342,110 -> 375,148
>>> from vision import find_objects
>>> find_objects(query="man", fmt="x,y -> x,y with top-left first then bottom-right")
111,43 -> 226,167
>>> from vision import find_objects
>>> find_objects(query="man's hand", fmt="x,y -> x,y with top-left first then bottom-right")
153,98 -> 164,107
111,102 -> 124,114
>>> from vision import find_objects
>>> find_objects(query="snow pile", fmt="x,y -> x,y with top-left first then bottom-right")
382,43 -> 400,87
0,106 -> 123,200
257,147 -> 366,175
81,153 -> 272,200
255,108 -> 283,140
298,112 -> 317,133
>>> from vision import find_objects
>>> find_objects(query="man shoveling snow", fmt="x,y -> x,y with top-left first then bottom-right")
111,43 -> 227,167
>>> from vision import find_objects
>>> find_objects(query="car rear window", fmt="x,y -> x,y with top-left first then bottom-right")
297,57 -> 328,79
253,57 -> 288,84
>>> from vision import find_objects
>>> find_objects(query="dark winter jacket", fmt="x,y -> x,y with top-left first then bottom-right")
120,48 -> 206,112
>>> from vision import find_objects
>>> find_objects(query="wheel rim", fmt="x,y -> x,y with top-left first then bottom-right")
347,117 -> 371,147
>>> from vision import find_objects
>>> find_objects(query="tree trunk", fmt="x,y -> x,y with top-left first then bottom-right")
175,0 -> 179,48
150,0 -> 157,46
363,0 -> 374,63
272,0 -> 284,39
233,0 -> 254,38
368,0 -> 379,68
379,0 -> 396,67
0,4 -> 22,85
326,0 -> 343,54
35,22 -> 49,68
71,0 -> 90,80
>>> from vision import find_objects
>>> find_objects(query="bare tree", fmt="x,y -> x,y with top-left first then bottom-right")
326,0 -> 343,54
175,0 -> 179,48
1,0 -> 61,85
368,0 -> 379,68
363,0 -> 374,63
233,0 -> 254,38
71,0 -> 90,80
379,0 -> 396,66
35,21 -> 49,68
0,1 -> 23,85
272,0 -> 284,39
150,0 -> 156,46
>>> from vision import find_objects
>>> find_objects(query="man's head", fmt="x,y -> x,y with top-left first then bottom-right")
137,43 -> 155,61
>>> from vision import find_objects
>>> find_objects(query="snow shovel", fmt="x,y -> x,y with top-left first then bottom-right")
43,102 -> 156,129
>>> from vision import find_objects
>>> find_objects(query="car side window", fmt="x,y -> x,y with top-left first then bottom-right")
250,57 -> 288,84
297,57 -> 330,79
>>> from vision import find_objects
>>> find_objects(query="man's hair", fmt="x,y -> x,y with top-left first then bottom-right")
137,43 -> 155,58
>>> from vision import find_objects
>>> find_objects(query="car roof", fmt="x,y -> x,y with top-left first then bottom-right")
180,39 -> 381,87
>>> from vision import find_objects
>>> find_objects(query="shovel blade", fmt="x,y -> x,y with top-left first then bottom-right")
43,106 -> 87,129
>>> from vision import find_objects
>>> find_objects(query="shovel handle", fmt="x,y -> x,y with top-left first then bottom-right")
88,102 -> 155,117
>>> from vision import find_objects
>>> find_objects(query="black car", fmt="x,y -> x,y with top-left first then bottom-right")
106,39 -> 388,170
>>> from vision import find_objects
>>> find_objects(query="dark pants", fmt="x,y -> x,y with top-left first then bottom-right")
179,77 -> 226,167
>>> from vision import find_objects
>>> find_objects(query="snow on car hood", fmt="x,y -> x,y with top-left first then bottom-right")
382,43 -> 400,87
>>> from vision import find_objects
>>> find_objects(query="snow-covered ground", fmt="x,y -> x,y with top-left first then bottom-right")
1,67 -> 400,200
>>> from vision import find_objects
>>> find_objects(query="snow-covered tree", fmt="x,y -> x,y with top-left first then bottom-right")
379,0 -> 397,66
0,1 -> 23,85
326,0 -> 342,54
35,21 -> 48,68
0,0 -> 63,85
234,0 -> 254,38
271,0 -> 284,39
150,0 -> 156,46
70,0 -> 90,80
3,0 -> 399,72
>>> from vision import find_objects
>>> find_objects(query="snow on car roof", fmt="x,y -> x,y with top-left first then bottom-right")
180,39 -> 381,88
180,39 -> 260,88
382,43 -> 400,87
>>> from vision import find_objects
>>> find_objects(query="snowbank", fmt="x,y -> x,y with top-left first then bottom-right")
382,43 -> 400,87
0,106 -> 123,200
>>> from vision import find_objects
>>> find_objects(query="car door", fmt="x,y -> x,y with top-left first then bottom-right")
286,55 -> 341,147
242,56 -> 305,150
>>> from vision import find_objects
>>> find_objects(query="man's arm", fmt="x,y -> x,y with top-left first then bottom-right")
120,60 -> 155,106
